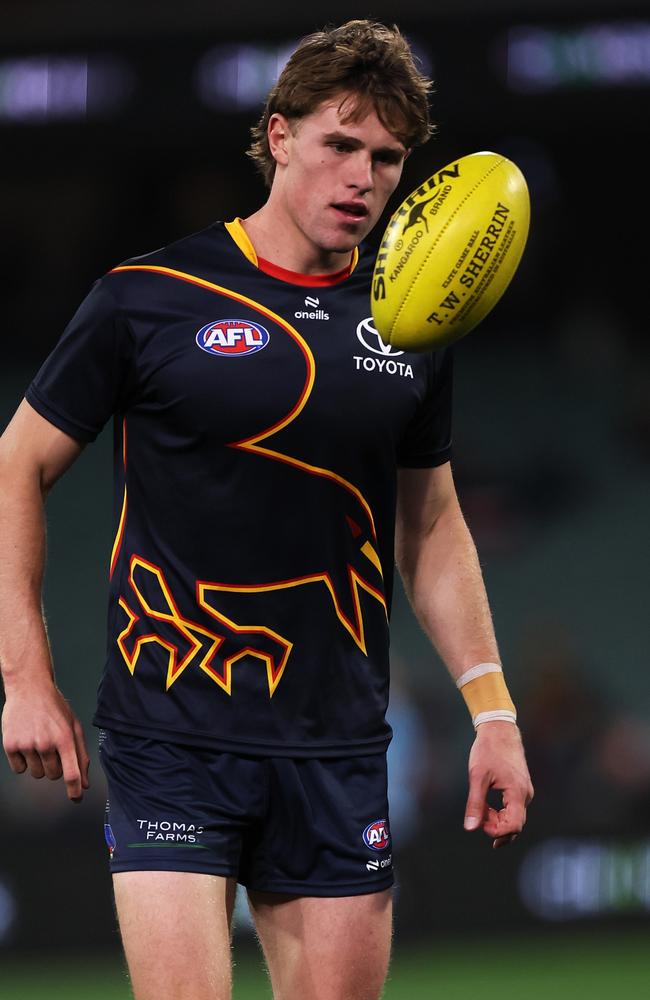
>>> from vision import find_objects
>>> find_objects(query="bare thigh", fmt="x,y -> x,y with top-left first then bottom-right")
248,888 -> 393,1000
113,871 -> 237,1000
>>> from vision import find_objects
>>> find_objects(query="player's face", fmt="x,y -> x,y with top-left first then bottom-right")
277,97 -> 407,257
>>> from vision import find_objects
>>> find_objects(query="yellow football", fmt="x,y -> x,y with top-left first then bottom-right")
371,151 -> 530,351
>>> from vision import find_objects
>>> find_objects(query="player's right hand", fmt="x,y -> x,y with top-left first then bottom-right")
1,681 -> 91,802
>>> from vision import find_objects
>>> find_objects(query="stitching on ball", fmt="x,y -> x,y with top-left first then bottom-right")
389,157 -> 505,341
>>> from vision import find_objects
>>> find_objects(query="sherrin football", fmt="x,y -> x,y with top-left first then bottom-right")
371,151 -> 530,352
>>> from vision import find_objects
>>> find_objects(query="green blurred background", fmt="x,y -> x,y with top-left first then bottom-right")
1,0 -> 649,996
2,933 -> 650,999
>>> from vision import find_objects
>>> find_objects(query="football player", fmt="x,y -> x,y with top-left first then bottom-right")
0,20 -> 533,1000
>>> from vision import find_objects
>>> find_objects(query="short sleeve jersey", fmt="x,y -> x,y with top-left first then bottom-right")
26,220 -> 452,757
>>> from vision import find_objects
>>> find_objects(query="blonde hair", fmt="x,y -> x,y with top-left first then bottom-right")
248,20 -> 434,187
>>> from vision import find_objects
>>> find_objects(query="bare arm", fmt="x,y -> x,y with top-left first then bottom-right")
396,462 -> 533,845
0,399 -> 90,801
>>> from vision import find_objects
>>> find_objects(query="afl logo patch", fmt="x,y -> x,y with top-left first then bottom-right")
196,319 -> 270,357
363,819 -> 390,851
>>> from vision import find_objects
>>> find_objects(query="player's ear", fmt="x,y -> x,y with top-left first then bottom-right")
268,113 -> 291,167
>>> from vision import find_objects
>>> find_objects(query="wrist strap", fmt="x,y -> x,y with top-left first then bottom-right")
456,662 -> 517,729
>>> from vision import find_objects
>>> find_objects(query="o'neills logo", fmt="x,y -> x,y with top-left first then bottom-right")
295,295 -> 329,320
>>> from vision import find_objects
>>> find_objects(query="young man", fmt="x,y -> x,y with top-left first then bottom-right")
0,20 -> 533,1000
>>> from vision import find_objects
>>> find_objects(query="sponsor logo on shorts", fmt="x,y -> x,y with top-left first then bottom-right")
196,319 -> 270,357
363,819 -> 390,851
104,822 -> 117,858
127,819 -> 208,849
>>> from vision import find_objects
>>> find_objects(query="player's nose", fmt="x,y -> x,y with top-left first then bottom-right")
347,151 -> 374,193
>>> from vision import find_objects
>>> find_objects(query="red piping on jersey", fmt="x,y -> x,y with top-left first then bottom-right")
257,256 -> 353,286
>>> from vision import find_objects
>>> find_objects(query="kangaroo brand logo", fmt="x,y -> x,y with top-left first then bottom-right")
402,190 -> 440,235
355,317 -> 403,357
295,295 -> 329,320
372,161 -> 461,301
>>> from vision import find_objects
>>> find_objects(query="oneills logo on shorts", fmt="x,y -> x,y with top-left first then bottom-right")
196,319 -> 270,357
363,819 -> 390,851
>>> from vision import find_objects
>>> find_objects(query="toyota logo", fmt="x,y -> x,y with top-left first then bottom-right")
356,317 -> 404,357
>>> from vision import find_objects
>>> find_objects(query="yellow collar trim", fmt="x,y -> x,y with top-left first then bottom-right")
224,218 -> 360,276
225,218 -> 258,267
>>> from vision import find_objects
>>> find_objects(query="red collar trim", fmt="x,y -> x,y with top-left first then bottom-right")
257,255 -> 353,287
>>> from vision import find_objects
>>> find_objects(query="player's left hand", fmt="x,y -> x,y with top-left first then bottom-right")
463,721 -> 533,848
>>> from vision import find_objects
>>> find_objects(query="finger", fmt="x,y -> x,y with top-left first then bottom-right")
58,739 -> 83,802
5,749 -> 28,774
73,719 -> 91,790
39,749 -> 64,781
498,787 -> 528,834
493,833 -> 519,850
23,750 -> 45,779
464,768 -> 491,831
483,799 -> 527,839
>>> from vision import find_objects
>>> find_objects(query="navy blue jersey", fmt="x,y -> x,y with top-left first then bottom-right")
26,220 -> 452,757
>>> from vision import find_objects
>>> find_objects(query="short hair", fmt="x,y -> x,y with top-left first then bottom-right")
248,19 -> 434,188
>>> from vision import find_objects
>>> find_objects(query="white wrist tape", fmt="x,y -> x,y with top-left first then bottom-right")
456,662 -> 504,689
472,710 -> 518,727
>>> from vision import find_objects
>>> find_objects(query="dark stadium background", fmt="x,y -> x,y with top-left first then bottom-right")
1,1 -> 649,996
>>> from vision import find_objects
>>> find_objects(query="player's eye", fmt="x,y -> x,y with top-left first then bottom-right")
374,151 -> 403,165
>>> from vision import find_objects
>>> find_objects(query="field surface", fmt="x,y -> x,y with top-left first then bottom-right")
1,931 -> 648,999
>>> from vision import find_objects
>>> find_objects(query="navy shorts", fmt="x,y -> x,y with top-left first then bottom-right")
98,729 -> 394,896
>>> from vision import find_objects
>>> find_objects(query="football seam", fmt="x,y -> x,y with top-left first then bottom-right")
389,156 -> 506,342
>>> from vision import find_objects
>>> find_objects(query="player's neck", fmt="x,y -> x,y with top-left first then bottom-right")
241,199 -> 353,277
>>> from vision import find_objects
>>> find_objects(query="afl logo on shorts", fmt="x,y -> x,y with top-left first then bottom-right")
363,819 -> 390,851
196,319 -> 270,357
